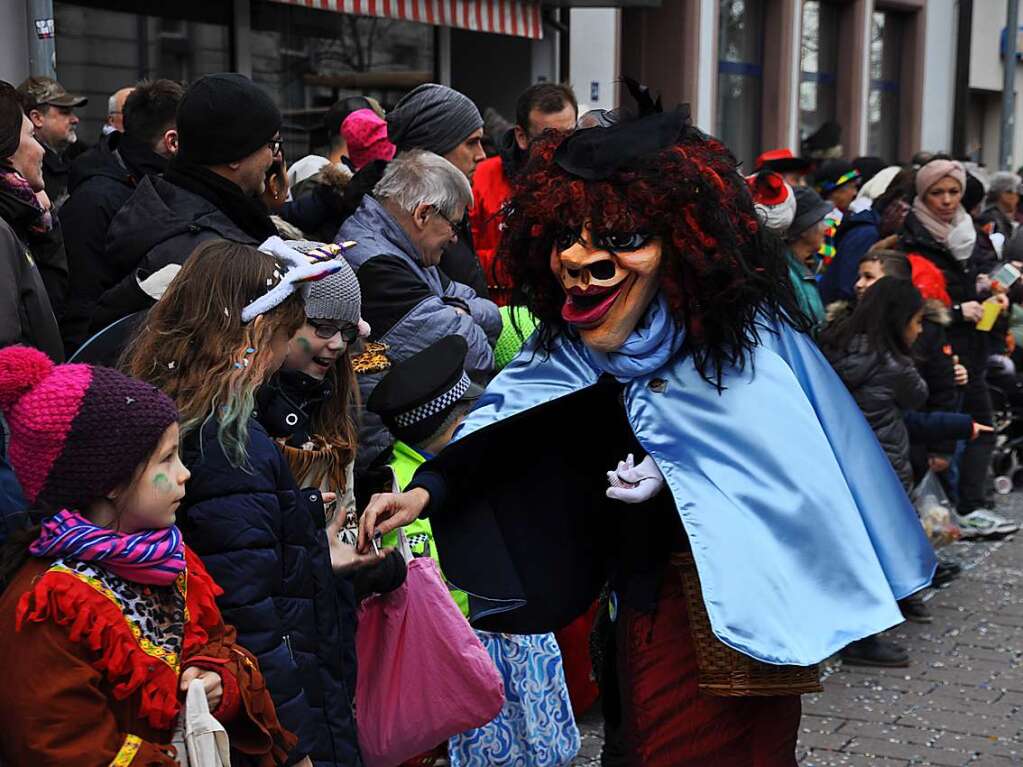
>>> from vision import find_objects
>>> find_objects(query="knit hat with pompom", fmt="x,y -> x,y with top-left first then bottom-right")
0,346 -> 179,512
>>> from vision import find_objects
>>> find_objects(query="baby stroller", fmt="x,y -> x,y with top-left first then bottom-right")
986,373 -> 1023,494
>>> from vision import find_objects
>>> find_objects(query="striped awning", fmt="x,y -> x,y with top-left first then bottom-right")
268,0 -> 544,38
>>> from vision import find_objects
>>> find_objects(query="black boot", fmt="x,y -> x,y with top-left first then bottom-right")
932,558 -> 962,587
840,636 -> 910,667
899,594 -> 933,624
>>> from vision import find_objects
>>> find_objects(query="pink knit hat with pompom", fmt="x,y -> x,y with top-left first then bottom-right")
0,345 -> 179,512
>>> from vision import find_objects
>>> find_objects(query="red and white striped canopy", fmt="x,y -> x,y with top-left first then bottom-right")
270,0 -> 544,38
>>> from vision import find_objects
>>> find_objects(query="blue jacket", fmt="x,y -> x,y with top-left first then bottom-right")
338,196 -> 501,468
180,419 -> 361,767
819,208 -> 880,304
903,410 -> 973,444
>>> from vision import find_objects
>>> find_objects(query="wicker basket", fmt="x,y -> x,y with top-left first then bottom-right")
671,552 -> 822,697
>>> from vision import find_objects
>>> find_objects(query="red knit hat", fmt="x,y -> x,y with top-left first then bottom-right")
0,346 -> 179,512
342,108 -> 396,171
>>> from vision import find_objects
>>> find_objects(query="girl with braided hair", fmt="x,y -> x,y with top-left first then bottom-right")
356,95 -> 936,765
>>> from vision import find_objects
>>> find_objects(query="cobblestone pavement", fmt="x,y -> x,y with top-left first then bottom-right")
571,493 -> 1023,766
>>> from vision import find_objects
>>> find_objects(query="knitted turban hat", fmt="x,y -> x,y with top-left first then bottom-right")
0,345 -> 179,512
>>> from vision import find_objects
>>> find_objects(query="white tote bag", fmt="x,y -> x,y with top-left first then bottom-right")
172,677 -> 231,767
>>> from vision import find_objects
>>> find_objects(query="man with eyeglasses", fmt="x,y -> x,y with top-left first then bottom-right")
338,149 -> 501,471
92,73 -> 283,334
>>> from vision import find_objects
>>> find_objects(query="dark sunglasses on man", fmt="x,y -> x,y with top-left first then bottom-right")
309,320 -> 359,342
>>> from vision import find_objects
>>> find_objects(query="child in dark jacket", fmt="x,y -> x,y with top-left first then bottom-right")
0,345 -> 294,766
851,250 -> 973,477
125,238 -> 367,767
821,277 -> 930,490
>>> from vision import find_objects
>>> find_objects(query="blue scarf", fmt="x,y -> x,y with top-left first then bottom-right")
583,293 -> 686,382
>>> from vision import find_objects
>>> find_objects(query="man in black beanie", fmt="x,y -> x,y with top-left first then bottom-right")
92,73 -> 282,334
384,83 -> 490,297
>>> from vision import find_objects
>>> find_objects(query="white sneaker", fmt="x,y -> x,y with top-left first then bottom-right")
957,509 -> 1020,539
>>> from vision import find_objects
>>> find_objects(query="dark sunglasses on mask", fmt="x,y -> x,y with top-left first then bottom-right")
309,320 -> 359,342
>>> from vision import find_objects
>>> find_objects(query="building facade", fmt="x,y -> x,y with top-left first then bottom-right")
570,0 -> 961,169
4,0 -> 1022,171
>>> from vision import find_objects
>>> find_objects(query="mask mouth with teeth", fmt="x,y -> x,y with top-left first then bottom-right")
498,96 -> 812,388
552,225 -> 662,352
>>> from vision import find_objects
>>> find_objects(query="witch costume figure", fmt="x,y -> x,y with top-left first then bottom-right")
358,95 -> 936,766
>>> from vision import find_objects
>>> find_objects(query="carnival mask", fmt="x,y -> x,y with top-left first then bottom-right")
552,224 -> 662,352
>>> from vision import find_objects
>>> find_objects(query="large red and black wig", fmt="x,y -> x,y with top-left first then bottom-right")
498,108 -> 809,388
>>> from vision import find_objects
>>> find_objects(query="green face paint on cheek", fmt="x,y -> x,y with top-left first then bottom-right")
153,473 -> 172,493
296,336 -> 312,354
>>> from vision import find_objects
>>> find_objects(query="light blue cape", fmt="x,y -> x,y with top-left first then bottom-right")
451,315 -> 936,665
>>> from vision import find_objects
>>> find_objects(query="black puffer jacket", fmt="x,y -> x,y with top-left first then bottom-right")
91,175 -> 259,333
900,212 -> 988,374
825,335 -> 929,489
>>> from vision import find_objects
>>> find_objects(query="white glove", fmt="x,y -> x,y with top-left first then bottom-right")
606,453 -> 664,504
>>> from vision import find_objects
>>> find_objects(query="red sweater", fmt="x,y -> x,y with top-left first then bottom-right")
470,155 -> 515,306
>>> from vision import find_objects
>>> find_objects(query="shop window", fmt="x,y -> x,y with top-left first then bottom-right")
799,0 -> 839,142
54,2 -> 230,142
250,1 -> 434,157
52,1 -> 434,157
867,10 -> 903,163
716,0 -> 763,170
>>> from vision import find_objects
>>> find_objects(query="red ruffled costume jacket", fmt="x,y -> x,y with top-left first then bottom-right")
0,547 -> 296,766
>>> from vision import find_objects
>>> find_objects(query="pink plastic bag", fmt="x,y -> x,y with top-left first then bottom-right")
355,556 -> 505,767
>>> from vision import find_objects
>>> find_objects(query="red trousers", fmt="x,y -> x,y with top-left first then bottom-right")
555,602 -> 600,716
616,572 -> 801,767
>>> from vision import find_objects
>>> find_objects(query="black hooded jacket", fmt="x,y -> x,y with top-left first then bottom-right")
90,173 -> 260,334
59,133 -> 167,354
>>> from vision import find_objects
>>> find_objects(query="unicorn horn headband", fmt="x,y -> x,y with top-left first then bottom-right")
241,236 -> 354,323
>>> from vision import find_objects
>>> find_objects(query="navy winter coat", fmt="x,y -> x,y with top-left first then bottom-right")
179,419 -> 361,767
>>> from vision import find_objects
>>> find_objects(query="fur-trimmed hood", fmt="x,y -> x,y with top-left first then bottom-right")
291,161 -> 352,199
825,300 -> 852,326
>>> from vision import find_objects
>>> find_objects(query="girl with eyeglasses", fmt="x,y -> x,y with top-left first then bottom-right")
256,238 -> 406,579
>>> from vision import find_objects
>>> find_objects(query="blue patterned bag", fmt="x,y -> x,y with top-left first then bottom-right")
449,631 -> 580,767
